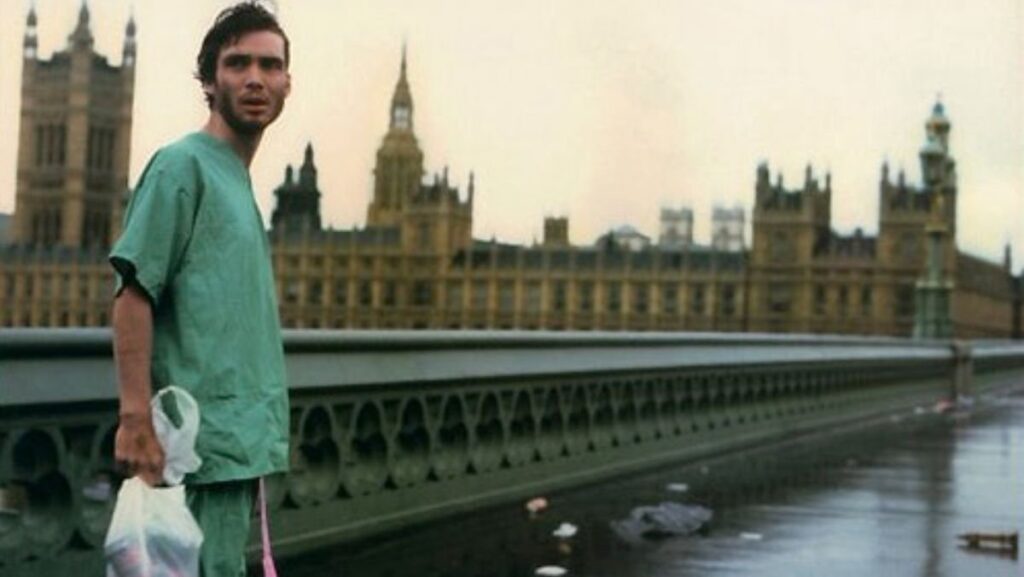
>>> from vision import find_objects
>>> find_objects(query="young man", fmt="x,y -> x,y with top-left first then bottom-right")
110,3 -> 291,575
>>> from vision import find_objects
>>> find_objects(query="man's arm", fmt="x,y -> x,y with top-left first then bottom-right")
112,283 -> 164,486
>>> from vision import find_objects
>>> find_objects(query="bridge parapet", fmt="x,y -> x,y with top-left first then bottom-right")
2,330 -> 1023,575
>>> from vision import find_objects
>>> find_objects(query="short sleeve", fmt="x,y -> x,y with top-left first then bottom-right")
109,149 -> 200,307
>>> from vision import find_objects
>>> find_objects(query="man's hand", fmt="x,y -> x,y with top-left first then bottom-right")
115,411 -> 165,486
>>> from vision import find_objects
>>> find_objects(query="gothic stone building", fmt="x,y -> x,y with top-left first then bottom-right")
0,11 -> 1018,337
0,5 -> 134,327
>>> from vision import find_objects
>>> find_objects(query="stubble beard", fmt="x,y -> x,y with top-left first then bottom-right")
217,93 -> 283,138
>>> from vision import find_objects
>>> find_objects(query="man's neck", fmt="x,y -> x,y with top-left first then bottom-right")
202,114 -> 262,168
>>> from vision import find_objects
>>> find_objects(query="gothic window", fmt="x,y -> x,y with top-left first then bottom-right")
359,280 -> 373,306
471,280 -> 488,310
446,281 -> 463,310
690,283 -> 706,315
525,282 -> 542,313
770,231 -> 794,263
308,280 -> 323,305
552,281 -> 567,312
333,280 -> 348,306
606,282 -> 622,313
838,286 -> 849,317
719,284 -> 736,317
661,283 -> 678,315
383,281 -> 397,306
577,281 -> 594,312
58,125 -> 66,166
861,286 -> 873,316
284,279 -> 300,304
36,125 -> 44,166
631,283 -> 649,314
411,280 -> 432,307
814,285 -> 827,316
767,283 -> 791,314
498,281 -> 515,312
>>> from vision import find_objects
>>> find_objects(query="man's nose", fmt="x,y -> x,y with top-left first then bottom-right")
244,65 -> 265,89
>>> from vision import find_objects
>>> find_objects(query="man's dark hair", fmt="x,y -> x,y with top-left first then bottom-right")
195,2 -> 290,106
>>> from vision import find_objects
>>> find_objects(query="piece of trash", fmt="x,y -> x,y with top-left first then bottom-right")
666,483 -> 689,493
958,531 -> 1019,553
535,565 -> 568,576
526,497 -> 549,515
82,478 -> 113,502
913,406 -> 927,415
610,502 -> 713,545
740,532 -> 763,541
933,399 -> 956,414
552,522 -> 578,539
958,395 -> 976,408
889,415 -> 903,424
699,466 -> 710,475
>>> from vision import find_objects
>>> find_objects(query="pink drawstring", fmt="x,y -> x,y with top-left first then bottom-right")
259,477 -> 278,577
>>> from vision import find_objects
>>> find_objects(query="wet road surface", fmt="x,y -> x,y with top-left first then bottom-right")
280,388 -> 1024,577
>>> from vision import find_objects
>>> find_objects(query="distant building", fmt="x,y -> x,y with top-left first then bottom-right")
659,207 -> 693,248
711,206 -> 745,252
0,9 -> 1018,337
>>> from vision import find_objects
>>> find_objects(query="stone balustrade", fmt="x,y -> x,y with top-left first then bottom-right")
2,329 -> 1023,576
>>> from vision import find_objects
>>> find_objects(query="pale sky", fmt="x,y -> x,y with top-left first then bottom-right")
1,0 -> 1021,263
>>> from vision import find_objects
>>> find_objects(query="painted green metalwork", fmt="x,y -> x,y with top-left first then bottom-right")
1,329 -> 1023,576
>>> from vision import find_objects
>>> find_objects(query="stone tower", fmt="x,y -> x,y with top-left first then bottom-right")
367,46 -> 424,229
748,162 -> 832,330
13,2 -> 136,249
271,143 -> 322,233
367,47 -> 473,255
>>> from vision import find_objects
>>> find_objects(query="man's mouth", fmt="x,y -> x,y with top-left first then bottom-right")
240,97 -> 269,110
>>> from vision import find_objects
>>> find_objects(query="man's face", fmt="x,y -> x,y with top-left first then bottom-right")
204,30 -> 291,136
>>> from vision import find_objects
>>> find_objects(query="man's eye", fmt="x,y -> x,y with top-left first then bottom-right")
260,59 -> 284,71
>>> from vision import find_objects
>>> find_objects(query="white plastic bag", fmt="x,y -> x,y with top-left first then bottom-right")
105,386 -> 204,577
104,478 -> 203,577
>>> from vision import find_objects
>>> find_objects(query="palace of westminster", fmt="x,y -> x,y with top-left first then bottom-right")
1,6 -> 1020,338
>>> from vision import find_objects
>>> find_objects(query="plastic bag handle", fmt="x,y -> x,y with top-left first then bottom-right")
153,386 -> 200,434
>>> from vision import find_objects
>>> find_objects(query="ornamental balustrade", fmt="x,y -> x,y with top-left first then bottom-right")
2,329 -> 1023,576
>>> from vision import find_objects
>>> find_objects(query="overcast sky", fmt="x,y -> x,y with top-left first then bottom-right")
1,0 -> 1021,263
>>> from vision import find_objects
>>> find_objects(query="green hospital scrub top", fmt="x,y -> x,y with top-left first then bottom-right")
109,131 -> 289,484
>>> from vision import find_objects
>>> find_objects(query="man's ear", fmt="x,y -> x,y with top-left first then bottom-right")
201,81 -> 214,103
284,72 -> 292,98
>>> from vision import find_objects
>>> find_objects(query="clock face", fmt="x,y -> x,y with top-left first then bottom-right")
394,106 -> 410,129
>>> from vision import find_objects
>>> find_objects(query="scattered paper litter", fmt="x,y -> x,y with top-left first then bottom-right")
535,565 -> 568,576
740,532 -> 763,541
526,497 -> 549,515
552,522 -> 578,539
666,483 -> 689,493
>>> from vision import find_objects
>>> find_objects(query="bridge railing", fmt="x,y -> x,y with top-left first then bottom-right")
2,329 -> 1024,575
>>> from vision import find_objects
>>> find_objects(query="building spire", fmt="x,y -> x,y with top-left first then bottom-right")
389,43 -> 414,131
69,0 -> 94,48
24,3 -> 38,59
299,142 -> 317,188
123,10 -> 137,67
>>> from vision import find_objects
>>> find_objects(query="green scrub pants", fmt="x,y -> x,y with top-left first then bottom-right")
186,479 -> 257,577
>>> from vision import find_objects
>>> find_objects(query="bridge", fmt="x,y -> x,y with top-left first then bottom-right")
2,329 -> 1023,576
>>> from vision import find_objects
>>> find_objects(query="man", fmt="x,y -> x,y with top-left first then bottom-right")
110,3 -> 291,575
